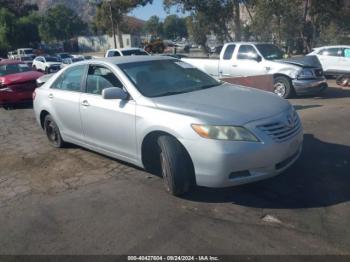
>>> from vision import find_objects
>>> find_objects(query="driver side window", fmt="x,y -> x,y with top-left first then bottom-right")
237,45 -> 258,60
86,65 -> 123,95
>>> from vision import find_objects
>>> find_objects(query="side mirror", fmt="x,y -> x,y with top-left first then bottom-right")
102,87 -> 129,100
256,55 -> 262,62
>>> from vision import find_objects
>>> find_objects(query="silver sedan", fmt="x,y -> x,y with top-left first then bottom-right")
33,56 -> 303,195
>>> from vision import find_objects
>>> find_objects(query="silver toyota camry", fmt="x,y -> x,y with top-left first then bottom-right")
33,56 -> 303,195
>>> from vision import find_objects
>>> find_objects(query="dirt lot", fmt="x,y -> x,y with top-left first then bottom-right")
0,81 -> 349,255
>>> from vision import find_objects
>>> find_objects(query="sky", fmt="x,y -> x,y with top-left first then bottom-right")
128,0 -> 187,21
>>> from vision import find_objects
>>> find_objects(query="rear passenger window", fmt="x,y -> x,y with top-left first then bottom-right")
223,45 -> 236,60
319,48 -> 342,57
51,65 -> 85,92
86,65 -> 123,95
108,51 -> 120,57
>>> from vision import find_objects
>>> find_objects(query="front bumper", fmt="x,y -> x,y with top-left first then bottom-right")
180,112 -> 304,188
292,78 -> 328,95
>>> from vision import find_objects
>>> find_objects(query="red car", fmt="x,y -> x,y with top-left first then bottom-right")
0,60 -> 43,109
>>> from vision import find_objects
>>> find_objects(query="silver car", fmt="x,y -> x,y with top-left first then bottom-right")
33,56 -> 303,195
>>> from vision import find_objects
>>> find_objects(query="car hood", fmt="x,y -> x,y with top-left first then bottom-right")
0,71 -> 43,85
277,55 -> 322,68
151,83 -> 291,125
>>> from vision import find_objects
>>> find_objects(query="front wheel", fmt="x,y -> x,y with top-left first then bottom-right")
157,135 -> 195,196
273,76 -> 294,98
44,115 -> 65,148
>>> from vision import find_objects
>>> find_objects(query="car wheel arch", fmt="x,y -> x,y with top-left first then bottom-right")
140,131 -> 195,177
40,110 -> 50,129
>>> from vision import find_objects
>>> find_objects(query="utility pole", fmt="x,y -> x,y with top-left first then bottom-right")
107,0 -> 117,48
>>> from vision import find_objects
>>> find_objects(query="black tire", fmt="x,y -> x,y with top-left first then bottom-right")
32,65 -> 37,71
336,74 -> 349,87
157,135 -> 195,196
44,115 -> 65,148
273,76 -> 294,98
45,67 -> 49,74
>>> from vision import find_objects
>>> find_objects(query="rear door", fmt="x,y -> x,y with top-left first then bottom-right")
79,64 -> 137,162
48,64 -> 86,143
232,44 -> 266,77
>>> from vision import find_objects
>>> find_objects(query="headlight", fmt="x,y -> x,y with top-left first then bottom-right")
297,69 -> 314,79
191,124 -> 259,142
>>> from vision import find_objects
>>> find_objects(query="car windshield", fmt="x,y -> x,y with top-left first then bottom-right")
121,50 -> 148,56
23,49 -> 33,54
59,53 -> 71,59
0,63 -> 31,76
255,44 -> 284,60
118,59 -> 221,98
45,57 -> 59,62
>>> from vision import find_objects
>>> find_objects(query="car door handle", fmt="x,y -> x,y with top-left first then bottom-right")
232,65 -> 238,67
81,100 -> 90,107
48,93 -> 54,99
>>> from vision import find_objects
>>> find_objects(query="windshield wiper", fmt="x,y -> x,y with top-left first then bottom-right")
156,90 -> 188,97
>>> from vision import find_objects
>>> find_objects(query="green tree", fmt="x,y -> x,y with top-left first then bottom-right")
15,13 -> 41,48
144,15 -> 163,36
0,0 -> 37,16
185,13 -> 210,52
0,8 -> 16,54
163,15 -> 187,39
39,5 -> 86,42
92,0 -> 153,48
164,0 -> 239,41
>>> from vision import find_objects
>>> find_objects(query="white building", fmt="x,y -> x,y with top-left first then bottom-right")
77,34 -> 142,52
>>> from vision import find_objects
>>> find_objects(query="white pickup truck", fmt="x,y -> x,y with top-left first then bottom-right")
182,42 -> 327,98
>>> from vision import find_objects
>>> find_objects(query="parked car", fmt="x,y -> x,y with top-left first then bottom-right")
20,56 -> 34,67
33,56 -> 303,195
13,48 -> 36,60
7,51 -> 16,59
32,56 -> 62,73
307,45 -> 350,77
0,60 -> 43,109
105,48 -> 149,57
182,42 -> 327,98
56,53 -> 72,62
60,56 -> 85,68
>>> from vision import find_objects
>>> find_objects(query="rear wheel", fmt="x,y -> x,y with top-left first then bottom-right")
44,115 -> 65,148
273,76 -> 294,98
157,135 -> 195,196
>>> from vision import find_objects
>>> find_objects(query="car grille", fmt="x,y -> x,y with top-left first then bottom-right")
314,68 -> 323,77
257,110 -> 302,142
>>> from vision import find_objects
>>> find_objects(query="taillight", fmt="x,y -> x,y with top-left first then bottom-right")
32,89 -> 36,100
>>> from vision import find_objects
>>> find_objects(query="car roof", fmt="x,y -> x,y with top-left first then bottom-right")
314,45 -> 350,49
0,59 -> 23,65
107,47 -> 144,52
98,55 -> 175,65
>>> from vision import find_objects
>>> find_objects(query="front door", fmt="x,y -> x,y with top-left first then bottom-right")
232,44 -> 266,77
79,64 -> 137,162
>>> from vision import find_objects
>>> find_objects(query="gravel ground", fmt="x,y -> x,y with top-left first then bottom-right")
0,81 -> 349,255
